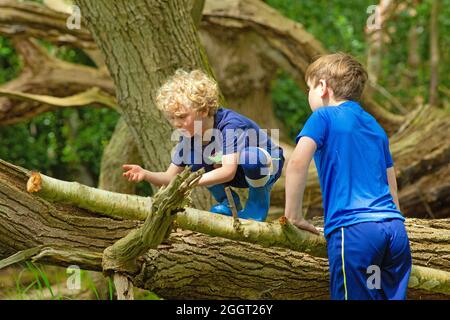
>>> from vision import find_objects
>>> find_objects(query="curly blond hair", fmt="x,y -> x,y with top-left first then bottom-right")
156,69 -> 219,117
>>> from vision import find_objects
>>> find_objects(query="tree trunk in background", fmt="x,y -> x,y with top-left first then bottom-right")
98,118 -> 141,194
200,25 -> 288,140
400,22 -> 420,95
65,110 -> 95,187
74,0 -> 213,210
97,0 -> 207,196
0,159 -> 449,299
429,0 -> 440,107
366,0 -> 398,85
74,0 -> 205,170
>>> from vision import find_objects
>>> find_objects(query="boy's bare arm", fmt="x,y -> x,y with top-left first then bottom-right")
196,153 -> 238,187
387,166 -> 401,211
144,163 -> 184,186
284,137 -> 320,235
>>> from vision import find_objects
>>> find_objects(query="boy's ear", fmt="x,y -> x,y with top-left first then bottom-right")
199,109 -> 209,118
319,79 -> 329,98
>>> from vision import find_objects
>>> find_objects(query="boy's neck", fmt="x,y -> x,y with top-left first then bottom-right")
200,115 -> 215,144
323,97 -> 349,107
203,114 -> 215,131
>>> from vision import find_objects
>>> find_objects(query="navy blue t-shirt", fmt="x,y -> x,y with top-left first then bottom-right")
172,107 -> 284,187
296,101 -> 404,237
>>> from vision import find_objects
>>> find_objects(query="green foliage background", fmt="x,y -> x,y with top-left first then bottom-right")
0,0 -> 448,186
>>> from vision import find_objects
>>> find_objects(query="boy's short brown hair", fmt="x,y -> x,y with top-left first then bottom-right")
305,53 -> 368,101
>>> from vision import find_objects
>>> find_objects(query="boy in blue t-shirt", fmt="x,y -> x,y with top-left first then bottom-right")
284,53 -> 411,300
123,69 -> 284,222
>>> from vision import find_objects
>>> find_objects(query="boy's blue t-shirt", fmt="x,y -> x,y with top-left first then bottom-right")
172,107 -> 284,188
296,100 -> 404,238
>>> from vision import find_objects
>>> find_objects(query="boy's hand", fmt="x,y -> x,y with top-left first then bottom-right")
122,164 -> 146,183
287,217 -> 321,235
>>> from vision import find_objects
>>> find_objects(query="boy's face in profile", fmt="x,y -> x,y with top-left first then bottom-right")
165,105 -> 208,138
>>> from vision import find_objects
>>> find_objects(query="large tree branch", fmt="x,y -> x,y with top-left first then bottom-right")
0,38 -> 115,125
0,87 -> 118,110
23,166 -> 450,272
26,169 -> 327,257
0,0 -> 94,49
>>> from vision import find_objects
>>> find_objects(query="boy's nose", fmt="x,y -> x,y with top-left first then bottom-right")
172,119 -> 182,128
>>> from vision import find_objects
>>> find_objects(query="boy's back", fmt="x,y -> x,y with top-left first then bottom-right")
297,100 -> 404,237
285,52 -> 411,300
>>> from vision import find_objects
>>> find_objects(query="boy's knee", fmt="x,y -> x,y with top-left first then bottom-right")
239,147 -> 271,180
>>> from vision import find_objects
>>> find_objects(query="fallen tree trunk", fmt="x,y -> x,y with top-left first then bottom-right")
23,167 -> 450,274
1,159 -> 449,299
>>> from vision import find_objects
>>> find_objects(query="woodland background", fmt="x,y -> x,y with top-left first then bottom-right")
0,0 -> 448,300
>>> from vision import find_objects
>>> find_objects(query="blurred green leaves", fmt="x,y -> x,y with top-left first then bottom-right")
267,0 -> 449,139
271,71 -> 311,140
0,39 -> 118,182
0,37 -> 21,83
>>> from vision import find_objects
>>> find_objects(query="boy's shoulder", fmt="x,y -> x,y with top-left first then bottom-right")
215,107 -> 257,130
311,101 -> 377,125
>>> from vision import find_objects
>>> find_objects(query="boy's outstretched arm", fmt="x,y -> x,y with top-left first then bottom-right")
284,137 -> 320,235
123,163 -> 184,186
387,166 -> 401,211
